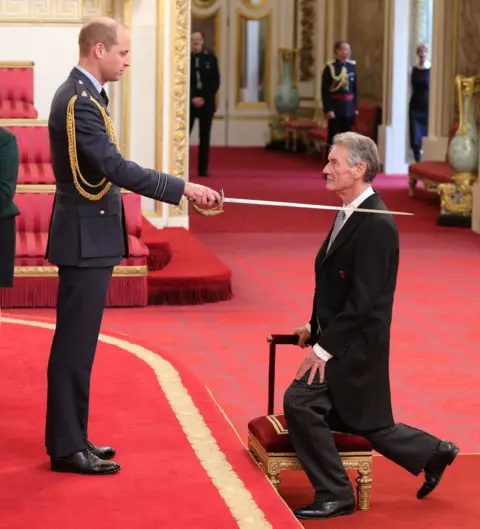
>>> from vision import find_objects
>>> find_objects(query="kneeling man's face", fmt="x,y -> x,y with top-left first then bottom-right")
323,145 -> 359,193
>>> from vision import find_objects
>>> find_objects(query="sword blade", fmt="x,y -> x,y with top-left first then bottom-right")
222,197 -> 414,216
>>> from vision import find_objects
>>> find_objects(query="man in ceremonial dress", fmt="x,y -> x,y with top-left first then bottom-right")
45,17 -> 220,475
284,132 -> 459,521
189,30 -> 220,177
321,41 -> 358,164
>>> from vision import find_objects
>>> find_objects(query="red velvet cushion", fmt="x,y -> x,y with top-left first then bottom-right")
18,163 -> 55,185
286,120 -> 317,129
0,100 -> 37,119
15,192 -> 143,237
122,193 -> 142,237
308,127 -> 328,141
353,102 -> 380,140
0,66 -> 34,104
15,232 -> 148,267
248,414 -> 372,453
4,125 -> 51,164
409,161 -> 453,183
15,193 -> 54,233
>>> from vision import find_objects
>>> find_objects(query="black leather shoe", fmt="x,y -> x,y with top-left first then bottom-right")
417,440 -> 459,499
87,440 -> 116,460
51,450 -> 121,475
294,498 -> 355,520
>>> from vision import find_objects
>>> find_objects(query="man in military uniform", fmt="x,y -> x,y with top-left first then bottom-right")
189,30 -> 220,177
45,17 -> 220,475
321,41 -> 359,164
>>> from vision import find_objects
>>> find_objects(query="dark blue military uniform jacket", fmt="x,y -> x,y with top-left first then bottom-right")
321,59 -> 358,118
46,68 -> 185,268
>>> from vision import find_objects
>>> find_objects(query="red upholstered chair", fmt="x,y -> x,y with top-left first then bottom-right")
285,99 -> 324,152
408,123 -> 458,197
0,62 -> 38,119
247,334 -> 373,511
352,101 -> 381,141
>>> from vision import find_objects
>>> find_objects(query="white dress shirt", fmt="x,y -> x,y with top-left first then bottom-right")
309,186 -> 375,361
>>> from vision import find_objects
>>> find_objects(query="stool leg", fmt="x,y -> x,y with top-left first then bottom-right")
356,460 -> 372,511
267,470 -> 281,491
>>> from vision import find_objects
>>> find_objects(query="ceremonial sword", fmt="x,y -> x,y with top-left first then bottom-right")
190,189 -> 414,217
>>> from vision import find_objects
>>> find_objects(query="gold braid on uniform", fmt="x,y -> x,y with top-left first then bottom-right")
66,94 -> 118,201
328,62 -> 349,93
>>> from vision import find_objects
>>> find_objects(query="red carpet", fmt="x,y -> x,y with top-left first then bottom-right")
281,455 -> 478,528
4,147 -> 480,527
0,317 -> 300,529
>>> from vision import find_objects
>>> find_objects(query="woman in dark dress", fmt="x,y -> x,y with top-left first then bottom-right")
409,43 -> 430,162
0,127 -> 20,288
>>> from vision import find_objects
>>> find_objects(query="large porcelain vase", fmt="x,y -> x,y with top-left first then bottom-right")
447,75 -> 479,184
274,48 -> 300,116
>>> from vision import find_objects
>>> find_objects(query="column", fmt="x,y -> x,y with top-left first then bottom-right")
421,0 -> 458,161
377,0 -> 411,174
151,0 -> 191,228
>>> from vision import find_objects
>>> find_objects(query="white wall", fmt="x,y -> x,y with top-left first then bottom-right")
0,25 -> 81,120
128,0 -> 157,213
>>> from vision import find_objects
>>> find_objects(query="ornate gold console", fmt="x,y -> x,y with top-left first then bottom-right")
437,75 -> 480,226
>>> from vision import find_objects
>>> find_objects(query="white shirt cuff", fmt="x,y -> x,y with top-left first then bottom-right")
305,322 -> 311,333
313,343 -> 333,361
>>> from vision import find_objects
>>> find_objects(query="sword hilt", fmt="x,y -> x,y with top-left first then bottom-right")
190,188 -> 225,216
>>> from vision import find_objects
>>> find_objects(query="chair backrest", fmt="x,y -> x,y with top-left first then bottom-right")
0,63 -> 35,104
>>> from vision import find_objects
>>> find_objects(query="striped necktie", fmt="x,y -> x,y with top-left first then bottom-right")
327,210 -> 346,251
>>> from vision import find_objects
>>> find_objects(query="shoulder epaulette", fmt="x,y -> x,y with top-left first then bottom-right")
346,59 -> 356,65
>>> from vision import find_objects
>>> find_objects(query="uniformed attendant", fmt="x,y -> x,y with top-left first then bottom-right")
189,30 -> 220,177
45,17 -> 220,476
0,127 -> 20,289
321,41 -> 359,164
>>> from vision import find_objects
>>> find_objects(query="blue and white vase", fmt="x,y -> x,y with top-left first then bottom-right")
447,75 -> 479,185
274,49 -> 300,116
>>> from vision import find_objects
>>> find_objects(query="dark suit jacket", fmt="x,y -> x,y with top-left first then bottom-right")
46,68 -> 185,267
310,192 -> 398,431
190,50 -> 220,113
0,127 -> 20,287
0,127 -> 20,220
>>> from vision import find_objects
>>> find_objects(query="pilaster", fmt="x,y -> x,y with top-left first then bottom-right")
377,0 -> 411,174
421,0 -> 458,161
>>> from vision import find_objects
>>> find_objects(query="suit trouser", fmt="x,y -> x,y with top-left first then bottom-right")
283,372 -> 441,501
45,265 -> 113,458
325,116 -> 354,164
190,106 -> 214,174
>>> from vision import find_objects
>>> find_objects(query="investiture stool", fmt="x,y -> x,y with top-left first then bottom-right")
321,41 -> 358,164
45,17 -> 220,475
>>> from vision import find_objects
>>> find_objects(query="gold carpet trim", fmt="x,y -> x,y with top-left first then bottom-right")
14,266 -> 147,277
1,317 -> 273,529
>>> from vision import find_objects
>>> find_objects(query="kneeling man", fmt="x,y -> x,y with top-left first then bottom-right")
284,132 -> 459,520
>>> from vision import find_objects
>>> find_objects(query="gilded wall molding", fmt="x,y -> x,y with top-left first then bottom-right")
169,0 -> 191,218
299,0 -> 315,81
0,0 -> 113,24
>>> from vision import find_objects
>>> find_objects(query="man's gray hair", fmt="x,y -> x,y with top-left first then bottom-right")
332,132 -> 381,183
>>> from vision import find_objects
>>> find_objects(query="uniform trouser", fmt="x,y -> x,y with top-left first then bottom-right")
45,266 -> 113,458
190,106 -> 214,175
283,372 -> 441,501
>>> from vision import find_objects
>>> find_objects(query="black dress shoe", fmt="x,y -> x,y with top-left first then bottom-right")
417,440 -> 460,499
198,172 -> 210,177
294,498 -> 355,520
51,450 -> 120,475
87,440 -> 116,460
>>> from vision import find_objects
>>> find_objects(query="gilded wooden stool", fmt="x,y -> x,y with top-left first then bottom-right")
247,334 -> 373,511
